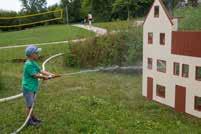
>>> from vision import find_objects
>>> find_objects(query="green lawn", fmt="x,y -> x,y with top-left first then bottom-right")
1,44 -> 201,133
0,25 -> 95,47
1,14 -> 201,133
94,21 -> 133,32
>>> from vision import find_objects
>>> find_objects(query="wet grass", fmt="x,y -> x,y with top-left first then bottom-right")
1,44 -> 201,133
1,18 -> 201,133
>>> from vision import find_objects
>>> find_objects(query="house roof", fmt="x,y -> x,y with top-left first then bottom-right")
143,0 -> 174,25
172,31 -> 201,58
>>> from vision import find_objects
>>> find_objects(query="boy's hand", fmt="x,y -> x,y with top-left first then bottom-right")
52,74 -> 61,78
45,74 -> 61,80
42,76 -> 49,81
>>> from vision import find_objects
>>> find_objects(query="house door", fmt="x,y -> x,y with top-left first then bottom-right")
175,85 -> 186,112
147,77 -> 153,100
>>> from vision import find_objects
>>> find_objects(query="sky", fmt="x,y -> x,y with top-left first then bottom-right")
0,0 -> 61,12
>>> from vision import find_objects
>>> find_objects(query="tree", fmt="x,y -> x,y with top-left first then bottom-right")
112,0 -> 139,20
61,0 -> 82,23
80,0 -> 91,18
91,0 -> 114,22
134,0 -> 153,17
190,0 -> 198,7
20,0 -> 47,13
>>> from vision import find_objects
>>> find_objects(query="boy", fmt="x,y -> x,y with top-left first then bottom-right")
22,45 -> 59,126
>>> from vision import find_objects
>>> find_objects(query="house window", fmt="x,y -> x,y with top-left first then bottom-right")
160,33 -> 165,45
157,60 -> 166,73
154,6 -> 159,17
173,62 -> 180,76
182,64 -> 189,78
148,58 -> 153,69
148,32 -> 153,44
196,66 -> 201,81
195,96 -> 201,111
156,85 -> 165,98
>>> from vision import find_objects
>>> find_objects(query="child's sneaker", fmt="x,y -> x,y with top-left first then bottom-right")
31,116 -> 42,124
27,118 -> 38,126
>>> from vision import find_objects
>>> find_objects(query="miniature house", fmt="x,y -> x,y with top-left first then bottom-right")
143,0 -> 201,118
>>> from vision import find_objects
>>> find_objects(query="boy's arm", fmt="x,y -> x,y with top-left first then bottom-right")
33,73 -> 49,80
40,70 -> 54,76
40,70 -> 61,78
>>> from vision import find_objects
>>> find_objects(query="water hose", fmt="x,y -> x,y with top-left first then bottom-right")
0,53 -> 64,103
0,93 -> 23,103
5,53 -> 129,134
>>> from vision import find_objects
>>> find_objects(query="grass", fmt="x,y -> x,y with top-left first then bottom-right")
174,5 -> 201,30
0,25 -> 95,47
1,44 -> 201,133
1,15 -> 201,133
94,20 -> 133,32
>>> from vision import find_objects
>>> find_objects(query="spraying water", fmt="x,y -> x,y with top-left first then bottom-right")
0,53 -> 142,134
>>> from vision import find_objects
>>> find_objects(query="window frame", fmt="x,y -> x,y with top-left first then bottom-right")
195,66 -> 201,81
195,96 -> 201,111
148,32 -> 153,44
147,58 -> 153,70
154,6 -> 159,18
173,62 -> 180,76
156,84 -> 166,98
160,33 -> 165,45
157,60 -> 166,73
182,64 -> 189,78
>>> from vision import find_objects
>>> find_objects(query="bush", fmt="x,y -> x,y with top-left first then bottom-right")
66,34 -> 127,68
66,26 -> 142,68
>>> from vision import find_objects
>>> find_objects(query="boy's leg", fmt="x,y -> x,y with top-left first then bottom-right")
23,91 -> 39,125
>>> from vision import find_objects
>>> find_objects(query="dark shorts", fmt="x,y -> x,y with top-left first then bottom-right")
23,90 -> 36,108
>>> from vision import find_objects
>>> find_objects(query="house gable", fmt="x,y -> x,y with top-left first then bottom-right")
143,0 -> 173,26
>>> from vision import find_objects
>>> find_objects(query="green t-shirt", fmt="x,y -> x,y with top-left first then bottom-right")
22,60 -> 41,92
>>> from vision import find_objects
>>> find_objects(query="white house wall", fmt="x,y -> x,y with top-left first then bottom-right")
143,0 -> 201,118
171,55 -> 201,118
143,0 -> 173,105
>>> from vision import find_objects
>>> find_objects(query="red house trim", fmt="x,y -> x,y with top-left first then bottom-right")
172,31 -> 201,58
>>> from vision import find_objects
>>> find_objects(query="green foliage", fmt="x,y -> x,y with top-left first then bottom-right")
112,0 -> 138,20
112,0 -> 154,20
80,0 -> 91,18
126,27 -> 143,65
66,26 -> 142,68
61,0 -> 82,23
174,5 -> 201,30
78,0 -> 154,22
0,0 -> 154,30
91,0 -> 114,22
66,34 -> 128,68
0,8 -> 64,31
20,0 -> 47,13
